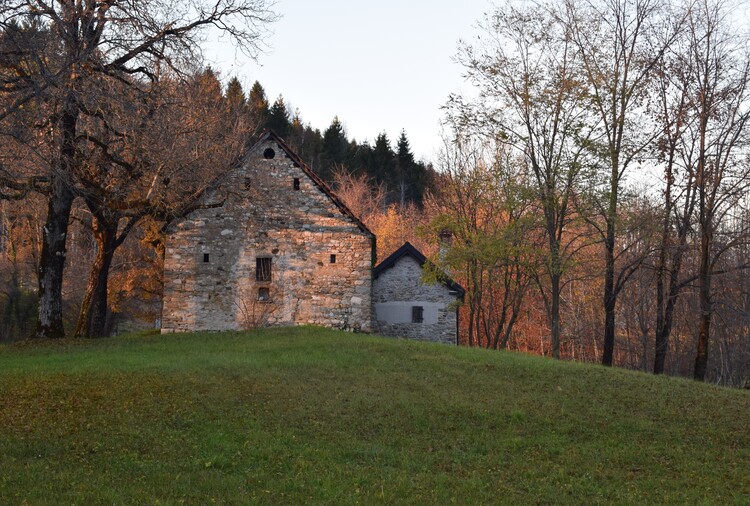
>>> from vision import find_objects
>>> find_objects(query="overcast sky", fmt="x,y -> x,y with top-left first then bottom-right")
206,0 -> 493,162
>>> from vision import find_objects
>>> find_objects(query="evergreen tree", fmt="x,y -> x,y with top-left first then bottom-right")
319,116 -> 348,180
196,66 -> 223,106
395,129 -> 427,207
247,80 -> 269,131
372,132 -> 396,192
224,76 -> 246,114
299,126 -> 323,169
267,94 -> 291,139
350,141 -> 374,178
287,109 -> 305,150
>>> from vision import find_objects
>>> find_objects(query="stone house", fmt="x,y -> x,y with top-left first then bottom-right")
372,242 -> 465,344
161,131 -> 375,333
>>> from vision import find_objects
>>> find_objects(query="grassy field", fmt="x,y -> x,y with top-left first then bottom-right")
0,327 -> 748,504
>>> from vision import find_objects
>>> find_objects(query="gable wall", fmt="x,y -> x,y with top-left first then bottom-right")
161,139 -> 373,333
372,255 -> 458,344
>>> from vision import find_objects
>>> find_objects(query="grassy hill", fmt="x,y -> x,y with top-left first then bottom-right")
0,327 -> 748,504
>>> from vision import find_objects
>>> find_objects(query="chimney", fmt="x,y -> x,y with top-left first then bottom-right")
438,229 -> 453,264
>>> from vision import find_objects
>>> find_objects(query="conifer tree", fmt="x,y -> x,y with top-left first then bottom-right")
197,67 -> 223,106
287,109 -> 304,149
299,126 -> 323,170
247,80 -> 269,131
350,141 -> 374,178
266,94 -> 291,139
224,76 -> 246,114
320,116 -> 348,180
396,129 -> 427,207
372,132 -> 396,192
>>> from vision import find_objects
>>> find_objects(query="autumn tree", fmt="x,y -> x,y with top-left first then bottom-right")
74,68 -> 250,338
429,134 -> 537,349
0,0 -> 277,338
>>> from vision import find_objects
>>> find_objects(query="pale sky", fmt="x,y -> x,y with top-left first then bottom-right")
206,0 -> 492,162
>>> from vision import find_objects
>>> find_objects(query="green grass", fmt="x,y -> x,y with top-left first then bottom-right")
0,327 -> 748,504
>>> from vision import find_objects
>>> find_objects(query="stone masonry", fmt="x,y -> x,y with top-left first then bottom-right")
161,132 -> 375,333
372,242 -> 464,344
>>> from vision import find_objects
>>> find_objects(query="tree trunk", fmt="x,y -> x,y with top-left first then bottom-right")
74,215 -> 117,338
654,252 -> 684,374
694,225 -> 712,381
35,181 -> 75,339
551,272 -> 561,359
35,98 -> 78,339
602,226 -> 616,366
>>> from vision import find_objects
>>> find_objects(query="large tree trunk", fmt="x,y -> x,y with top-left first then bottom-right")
35,181 -> 75,339
35,101 -> 78,339
74,215 -> 117,338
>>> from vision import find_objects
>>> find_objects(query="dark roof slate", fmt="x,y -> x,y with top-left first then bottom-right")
373,242 -> 465,299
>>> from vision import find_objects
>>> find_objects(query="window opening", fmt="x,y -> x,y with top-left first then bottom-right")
244,177 -> 251,190
256,257 -> 272,281
293,177 -> 300,190
412,306 -> 424,324
330,254 -> 336,264
263,148 -> 276,159
203,253 -> 210,263
258,287 -> 270,301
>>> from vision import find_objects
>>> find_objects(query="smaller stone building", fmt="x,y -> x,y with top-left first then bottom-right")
372,242 -> 464,344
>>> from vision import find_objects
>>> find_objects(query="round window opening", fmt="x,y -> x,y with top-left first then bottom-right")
263,148 -> 276,159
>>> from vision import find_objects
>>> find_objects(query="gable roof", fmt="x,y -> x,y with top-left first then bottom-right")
373,242 -> 465,299
251,130 -> 374,238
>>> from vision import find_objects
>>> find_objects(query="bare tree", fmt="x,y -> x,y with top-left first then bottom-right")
651,4 -> 700,374
563,0 -> 679,365
449,4 -> 597,358
678,0 -> 750,381
0,1 -> 277,338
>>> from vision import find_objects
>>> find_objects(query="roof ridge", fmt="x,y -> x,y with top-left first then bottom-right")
373,242 -> 465,299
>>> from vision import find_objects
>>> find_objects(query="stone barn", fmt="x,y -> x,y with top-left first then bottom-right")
161,131 -> 375,333
372,242 -> 464,344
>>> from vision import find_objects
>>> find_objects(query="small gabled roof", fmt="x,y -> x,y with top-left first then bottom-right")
373,242 -> 465,299
251,131 -> 374,238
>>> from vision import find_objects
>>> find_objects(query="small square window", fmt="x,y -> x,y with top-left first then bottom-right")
330,254 -> 336,264
293,177 -> 300,190
203,253 -> 210,263
257,287 -> 270,302
256,257 -> 272,281
412,306 -> 424,324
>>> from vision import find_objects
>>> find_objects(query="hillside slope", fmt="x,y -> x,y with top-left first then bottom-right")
0,328 -> 748,504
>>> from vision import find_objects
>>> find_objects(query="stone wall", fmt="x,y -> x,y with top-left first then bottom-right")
161,137 -> 374,333
372,255 -> 458,344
